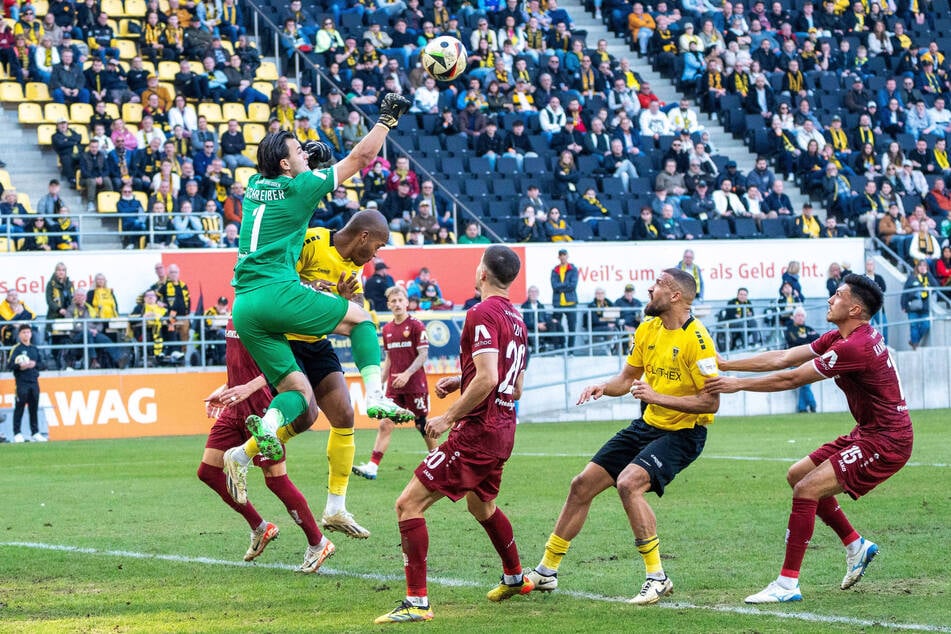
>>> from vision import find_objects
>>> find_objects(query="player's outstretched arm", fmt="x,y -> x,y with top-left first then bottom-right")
705,361 -> 824,395
333,94 -> 411,185
631,379 -> 719,414
207,375 -> 269,411
577,362 -> 643,405
718,344 -> 816,373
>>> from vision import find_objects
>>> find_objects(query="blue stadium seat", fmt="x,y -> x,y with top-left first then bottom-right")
601,177 -> 625,197
464,180 -> 489,197
680,217 -> 704,238
733,217 -> 759,238
418,136 -> 442,155
468,156 -> 493,175
572,222 -> 595,241
707,218 -> 732,239
491,178 -> 517,197
596,218 -> 623,241
445,135 -> 468,154
760,218 -> 788,238
496,156 -> 519,174
439,156 -> 465,176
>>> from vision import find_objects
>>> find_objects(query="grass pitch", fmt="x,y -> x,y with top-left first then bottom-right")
1,410 -> 949,633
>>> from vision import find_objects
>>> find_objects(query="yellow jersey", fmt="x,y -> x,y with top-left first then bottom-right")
288,227 -> 363,343
626,315 -> 718,431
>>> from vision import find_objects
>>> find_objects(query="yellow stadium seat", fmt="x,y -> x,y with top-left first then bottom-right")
77,126 -> 90,144
37,124 -> 56,146
255,61 -> 279,82
0,81 -> 24,102
31,0 -> 48,15
242,122 -> 266,144
252,81 -> 273,96
157,60 -> 179,81
18,102 -> 44,124
99,0 -> 125,16
0,237 -> 15,252
141,60 -> 155,75
222,102 -> 246,122
117,18 -> 136,37
18,193 -> 33,213
198,102 -> 223,123
25,82 -> 51,102
389,231 -> 406,246
189,60 -> 203,74
242,145 -> 257,162
133,191 -> 149,209
43,102 -> 69,124
247,102 -> 270,123
70,102 -> 94,124
220,40 -> 233,54
122,102 -> 143,123
234,166 -> 255,185
97,191 -> 120,213
0,169 -> 11,189
116,38 -> 137,59
105,102 -> 121,119
158,0 -> 170,11
125,0 -> 147,17
125,123 -> 138,136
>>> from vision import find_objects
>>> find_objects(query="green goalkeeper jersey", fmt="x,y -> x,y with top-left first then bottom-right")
232,167 -> 337,293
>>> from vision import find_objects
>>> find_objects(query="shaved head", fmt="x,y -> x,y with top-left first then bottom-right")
663,268 -> 698,303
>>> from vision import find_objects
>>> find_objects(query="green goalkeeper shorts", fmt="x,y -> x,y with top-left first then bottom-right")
232,280 -> 350,385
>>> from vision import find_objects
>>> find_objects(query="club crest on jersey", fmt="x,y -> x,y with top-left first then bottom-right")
403,327 -> 411,338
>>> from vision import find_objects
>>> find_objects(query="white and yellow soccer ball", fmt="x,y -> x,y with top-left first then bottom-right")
420,36 -> 468,82
14,353 -> 29,367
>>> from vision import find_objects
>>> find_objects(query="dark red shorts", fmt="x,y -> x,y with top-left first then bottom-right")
413,434 -> 506,502
809,429 -> 912,500
388,392 -> 430,419
205,412 -> 286,468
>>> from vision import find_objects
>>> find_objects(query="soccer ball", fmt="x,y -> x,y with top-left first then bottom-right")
420,36 -> 467,82
14,354 -> 29,366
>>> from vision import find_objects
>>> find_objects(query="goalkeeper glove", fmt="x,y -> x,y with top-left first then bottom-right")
377,93 -> 411,130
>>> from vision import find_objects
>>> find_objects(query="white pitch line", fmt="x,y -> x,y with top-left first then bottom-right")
3,542 -> 949,633
508,452 -> 950,468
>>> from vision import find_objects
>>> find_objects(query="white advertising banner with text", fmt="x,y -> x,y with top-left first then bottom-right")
523,239 -> 865,303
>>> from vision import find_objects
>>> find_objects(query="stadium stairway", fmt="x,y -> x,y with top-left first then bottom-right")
563,0 -> 813,217
0,102 -> 119,250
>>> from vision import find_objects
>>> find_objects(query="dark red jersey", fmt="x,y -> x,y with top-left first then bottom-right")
382,315 -> 429,395
811,324 -> 914,441
452,295 -> 529,459
224,320 -> 273,419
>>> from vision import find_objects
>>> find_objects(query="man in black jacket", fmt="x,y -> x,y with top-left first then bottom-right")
7,324 -> 46,443
79,139 -> 114,211
364,261 -> 396,312
52,119 -> 84,184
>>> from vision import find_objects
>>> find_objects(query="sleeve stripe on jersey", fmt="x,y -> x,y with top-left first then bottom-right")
812,358 -> 836,379
471,347 -> 499,357
330,164 -> 340,191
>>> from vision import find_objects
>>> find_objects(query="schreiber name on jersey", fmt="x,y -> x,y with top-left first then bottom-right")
245,186 -> 288,202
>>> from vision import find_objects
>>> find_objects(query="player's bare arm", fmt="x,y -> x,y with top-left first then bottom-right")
208,375 -> 268,410
426,351 -> 499,439
392,345 -> 428,389
434,375 -> 461,398
577,362 -> 643,405
630,379 -> 719,413
718,344 -> 816,373
332,94 -> 410,184
706,361 -> 824,394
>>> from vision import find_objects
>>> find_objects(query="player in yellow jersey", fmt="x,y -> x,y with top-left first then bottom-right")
224,213 -> 394,542
525,268 -> 720,605
289,223 -> 374,539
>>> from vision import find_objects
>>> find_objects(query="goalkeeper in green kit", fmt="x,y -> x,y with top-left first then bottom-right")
223,93 -> 416,494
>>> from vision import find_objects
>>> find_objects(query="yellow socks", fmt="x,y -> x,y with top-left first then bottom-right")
326,427 -> 355,496
242,425 -> 298,459
636,535 -> 664,577
539,533 -> 572,573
